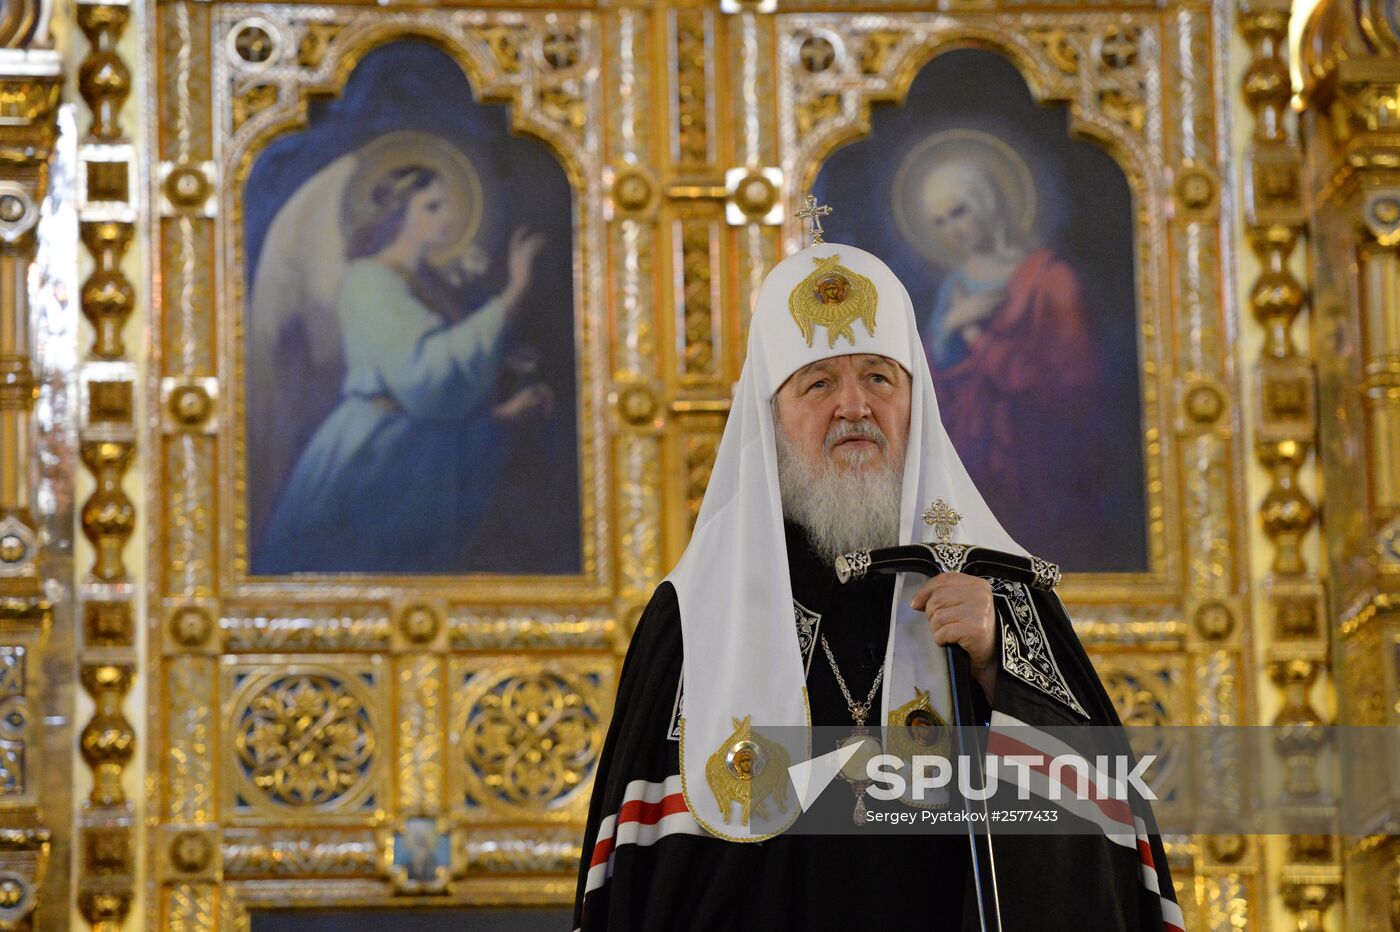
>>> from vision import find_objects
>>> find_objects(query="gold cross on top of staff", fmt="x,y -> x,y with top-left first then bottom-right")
922,498 -> 962,542
796,195 -> 832,246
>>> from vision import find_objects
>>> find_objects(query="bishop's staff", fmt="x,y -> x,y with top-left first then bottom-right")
834,500 -> 1062,932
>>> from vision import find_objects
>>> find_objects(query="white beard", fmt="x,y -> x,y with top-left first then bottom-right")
775,418 -> 904,568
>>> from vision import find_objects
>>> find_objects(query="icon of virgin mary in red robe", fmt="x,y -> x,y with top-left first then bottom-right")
896,130 -> 1107,557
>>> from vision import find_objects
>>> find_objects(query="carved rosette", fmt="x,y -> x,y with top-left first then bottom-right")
229,671 -> 380,814
450,659 -> 611,820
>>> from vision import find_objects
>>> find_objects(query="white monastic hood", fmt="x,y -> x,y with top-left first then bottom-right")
667,241 -> 1028,841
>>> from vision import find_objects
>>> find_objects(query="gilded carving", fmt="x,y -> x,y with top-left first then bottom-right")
397,604 -> 440,646
0,648 -> 26,796
462,672 -> 600,806
618,436 -> 662,599
77,887 -> 130,930
78,823 -> 132,932
167,830 -> 215,876
70,28 -> 142,911
540,29 -> 580,71
1173,166 -> 1217,213
609,167 -> 656,218
1268,657 -> 1328,798
463,827 -> 582,874
221,831 -> 376,879
167,606 -> 214,652
78,221 -> 134,360
615,383 -> 660,428
79,440 -> 135,582
164,883 -> 215,932
1202,873 -> 1250,931
1096,660 -> 1177,728
221,606 -> 390,653
1239,4 -> 1338,925
395,655 -> 442,813
1363,188 -> 1400,245
797,34 -> 837,74
677,219 -> 720,379
86,380 -> 131,424
683,433 -> 720,533
78,664 -> 134,808
228,669 -> 380,814
1207,834 -> 1247,865
161,162 -> 214,216
451,659 -> 610,819
165,659 -> 214,823
84,157 -> 130,205
162,377 -> 218,434
0,78 -> 60,197
0,0 -> 39,47
1280,878 -> 1342,930
672,9 -> 713,168
1181,379 -> 1228,430
230,84 -> 277,134
82,601 -> 132,649
448,607 -> 612,651
795,93 -> 841,140
538,84 -> 586,131
229,20 -> 278,68
858,31 -> 905,76
725,167 -> 782,225
1192,600 -> 1235,642
76,4 -> 131,143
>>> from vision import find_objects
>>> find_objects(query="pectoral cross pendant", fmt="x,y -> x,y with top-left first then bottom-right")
922,498 -> 962,543
835,726 -> 880,826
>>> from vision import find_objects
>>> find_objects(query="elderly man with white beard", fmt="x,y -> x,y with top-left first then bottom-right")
573,218 -> 1182,932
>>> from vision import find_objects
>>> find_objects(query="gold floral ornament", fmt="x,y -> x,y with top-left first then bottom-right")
462,672 -> 602,807
234,674 -> 375,808
705,715 -> 791,825
787,254 -> 878,348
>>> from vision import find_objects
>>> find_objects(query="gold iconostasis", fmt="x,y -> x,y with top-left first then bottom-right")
0,0 -> 1395,928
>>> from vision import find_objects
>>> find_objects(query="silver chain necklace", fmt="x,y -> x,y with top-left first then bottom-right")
819,633 -> 884,726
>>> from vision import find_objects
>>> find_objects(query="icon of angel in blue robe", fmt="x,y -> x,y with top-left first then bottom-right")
248,131 -> 552,574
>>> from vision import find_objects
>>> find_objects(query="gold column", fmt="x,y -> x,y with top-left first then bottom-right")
0,38 -> 61,931
74,0 -> 138,927
1236,1 -> 1341,927
1300,3 -> 1400,926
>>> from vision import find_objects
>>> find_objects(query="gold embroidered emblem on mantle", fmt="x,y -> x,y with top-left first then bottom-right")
705,715 -> 791,826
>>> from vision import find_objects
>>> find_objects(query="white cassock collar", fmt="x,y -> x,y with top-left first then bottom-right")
667,242 -> 1027,840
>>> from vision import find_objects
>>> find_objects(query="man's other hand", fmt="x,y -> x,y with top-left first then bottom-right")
909,573 -> 997,702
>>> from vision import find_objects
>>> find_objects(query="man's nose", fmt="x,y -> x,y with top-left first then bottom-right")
833,380 -> 872,420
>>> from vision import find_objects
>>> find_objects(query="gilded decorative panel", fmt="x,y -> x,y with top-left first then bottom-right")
147,2 -> 624,917
140,0 -> 1254,925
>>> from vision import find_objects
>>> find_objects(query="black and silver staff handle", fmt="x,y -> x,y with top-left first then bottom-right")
834,543 -> 1059,932
834,542 -> 1061,591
